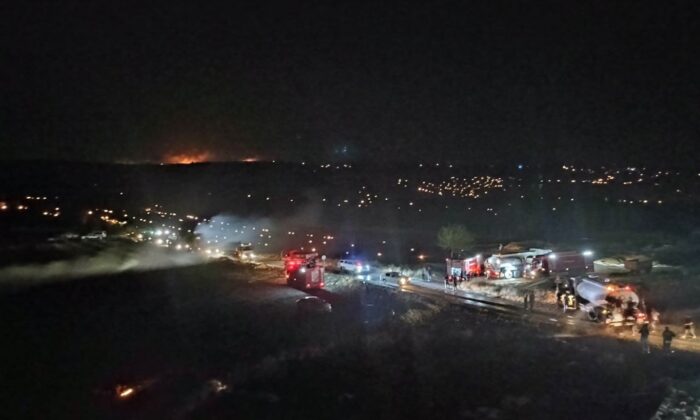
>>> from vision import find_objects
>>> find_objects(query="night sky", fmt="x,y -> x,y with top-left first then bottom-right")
2,1 -> 699,165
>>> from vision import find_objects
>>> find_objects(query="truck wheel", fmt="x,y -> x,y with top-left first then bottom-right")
588,308 -> 605,323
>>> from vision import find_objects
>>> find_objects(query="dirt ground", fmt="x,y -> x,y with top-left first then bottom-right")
2,260 -> 700,419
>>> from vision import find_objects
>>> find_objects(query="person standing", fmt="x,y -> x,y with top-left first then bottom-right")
639,322 -> 650,354
683,317 -> 696,339
528,289 -> 536,311
662,327 -> 676,354
523,292 -> 529,310
566,292 -> 576,312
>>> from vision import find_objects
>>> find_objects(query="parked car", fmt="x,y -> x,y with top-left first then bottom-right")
296,296 -> 332,316
383,271 -> 410,285
338,259 -> 370,273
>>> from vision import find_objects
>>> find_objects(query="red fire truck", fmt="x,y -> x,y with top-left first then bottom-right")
446,255 -> 484,280
283,250 -> 325,289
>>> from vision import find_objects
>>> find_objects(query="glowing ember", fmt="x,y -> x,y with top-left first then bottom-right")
163,151 -> 211,164
116,386 -> 134,399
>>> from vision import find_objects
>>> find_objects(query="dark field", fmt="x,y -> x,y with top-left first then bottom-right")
2,261 -> 700,419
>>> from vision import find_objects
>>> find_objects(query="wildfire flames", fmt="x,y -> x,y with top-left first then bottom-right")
116,386 -> 135,399
163,151 -> 211,164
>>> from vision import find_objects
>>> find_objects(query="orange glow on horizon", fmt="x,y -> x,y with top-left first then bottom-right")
163,151 -> 212,164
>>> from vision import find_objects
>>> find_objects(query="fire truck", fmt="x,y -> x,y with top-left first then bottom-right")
446,255 -> 484,280
524,250 -> 594,279
283,250 -> 325,289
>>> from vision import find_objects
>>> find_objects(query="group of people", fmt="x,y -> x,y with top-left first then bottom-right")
638,316 -> 695,354
445,270 -> 473,290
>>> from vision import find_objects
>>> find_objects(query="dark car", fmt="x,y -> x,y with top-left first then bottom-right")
296,296 -> 332,315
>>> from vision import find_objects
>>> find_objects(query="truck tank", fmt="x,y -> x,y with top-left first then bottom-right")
574,277 -> 639,322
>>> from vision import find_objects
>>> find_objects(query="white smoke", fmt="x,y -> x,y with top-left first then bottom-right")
0,243 -> 204,288
195,197 -> 324,252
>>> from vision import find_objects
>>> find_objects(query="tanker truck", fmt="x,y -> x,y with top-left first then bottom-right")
568,275 -> 641,324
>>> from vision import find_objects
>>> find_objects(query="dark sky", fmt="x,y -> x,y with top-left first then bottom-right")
2,1 -> 699,164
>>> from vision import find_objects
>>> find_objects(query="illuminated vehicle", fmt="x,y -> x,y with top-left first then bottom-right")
233,243 -> 256,261
484,248 -> 551,279
568,275 -> 641,323
485,256 -> 524,279
284,250 -> 325,289
446,254 -> 484,280
338,259 -> 370,273
383,271 -> 410,285
524,251 -> 594,279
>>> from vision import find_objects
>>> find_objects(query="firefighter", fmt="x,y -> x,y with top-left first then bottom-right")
561,290 -> 569,313
639,322 -> 650,354
556,282 -> 566,306
662,327 -> 676,354
566,292 -> 577,312
683,317 -> 696,339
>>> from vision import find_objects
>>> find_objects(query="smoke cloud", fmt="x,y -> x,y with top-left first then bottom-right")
0,243 -> 203,289
195,195 -> 324,252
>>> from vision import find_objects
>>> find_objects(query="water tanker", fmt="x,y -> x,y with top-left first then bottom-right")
572,276 -> 640,323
